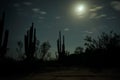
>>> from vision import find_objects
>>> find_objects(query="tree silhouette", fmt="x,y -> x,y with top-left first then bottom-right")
84,31 -> 120,67
74,46 -> 83,54
40,41 -> 51,60
16,41 -> 24,60
84,31 -> 120,50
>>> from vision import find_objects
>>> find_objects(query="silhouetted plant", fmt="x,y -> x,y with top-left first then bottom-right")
16,41 -> 24,60
44,52 -> 52,61
0,12 -> 9,58
57,31 -> 66,61
65,50 -> 70,56
24,23 -> 36,60
74,46 -> 84,54
34,40 -> 40,59
40,41 -> 51,60
84,31 -> 120,50
84,31 -> 120,67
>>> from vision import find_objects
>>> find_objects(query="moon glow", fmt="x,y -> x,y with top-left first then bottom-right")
75,5 -> 86,16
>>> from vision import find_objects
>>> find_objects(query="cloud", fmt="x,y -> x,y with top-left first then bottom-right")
32,8 -> 47,14
84,31 -> 93,34
89,5 -> 106,19
32,8 -> 40,12
23,2 -> 32,6
32,9 -> 47,14
89,13 -> 107,19
56,16 -> 61,19
39,11 -> 47,14
13,3 -> 20,7
111,1 -> 120,11
90,6 -> 103,12
64,28 -> 70,31
96,14 -> 107,19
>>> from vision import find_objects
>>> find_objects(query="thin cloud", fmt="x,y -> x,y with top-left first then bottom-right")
89,5 -> 106,19
89,13 -> 107,19
111,1 -> 120,11
64,28 -> 70,31
32,8 -> 40,12
96,14 -> 107,19
90,6 -> 103,12
84,31 -> 93,34
32,9 -> 47,14
56,16 -> 61,19
23,2 -> 32,6
39,11 -> 47,14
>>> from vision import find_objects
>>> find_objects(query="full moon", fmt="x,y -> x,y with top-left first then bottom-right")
77,5 -> 84,12
75,5 -> 86,16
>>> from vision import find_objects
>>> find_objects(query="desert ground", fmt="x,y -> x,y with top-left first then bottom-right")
1,67 -> 120,80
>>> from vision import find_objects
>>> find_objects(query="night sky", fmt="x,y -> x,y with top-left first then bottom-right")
0,0 -> 120,58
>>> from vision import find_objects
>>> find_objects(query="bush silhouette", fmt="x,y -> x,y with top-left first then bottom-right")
40,41 -> 51,60
84,31 -> 120,67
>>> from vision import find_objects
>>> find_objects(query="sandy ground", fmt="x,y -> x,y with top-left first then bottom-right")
18,68 -> 120,80
0,68 -> 120,80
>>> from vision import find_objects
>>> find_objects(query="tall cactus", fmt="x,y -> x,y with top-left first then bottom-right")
57,31 -> 66,61
24,23 -> 36,60
0,12 -> 9,58
62,35 -> 65,54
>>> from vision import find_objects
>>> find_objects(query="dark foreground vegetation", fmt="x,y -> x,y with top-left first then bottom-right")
0,12 -> 120,78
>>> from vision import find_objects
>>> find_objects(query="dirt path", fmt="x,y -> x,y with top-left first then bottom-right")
20,69 -> 120,80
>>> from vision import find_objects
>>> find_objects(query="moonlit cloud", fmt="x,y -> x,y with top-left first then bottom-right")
23,2 -> 32,6
84,31 -> 93,34
13,3 -> 20,7
39,11 -> 47,14
90,6 -> 103,12
89,13 -> 107,19
64,28 -> 70,31
32,9 -> 47,14
96,14 -> 107,19
111,1 -> 120,11
56,16 -> 61,19
89,5 -> 106,19
32,8 -> 40,12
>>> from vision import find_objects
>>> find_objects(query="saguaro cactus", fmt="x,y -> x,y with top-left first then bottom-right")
0,12 -> 9,58
24,23 -> 36,60
57,31 -> 66,61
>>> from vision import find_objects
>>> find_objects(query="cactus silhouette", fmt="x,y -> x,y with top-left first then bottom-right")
0,12 -> 9,58
24,23 -> 36,60
57,31 -> 66,61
